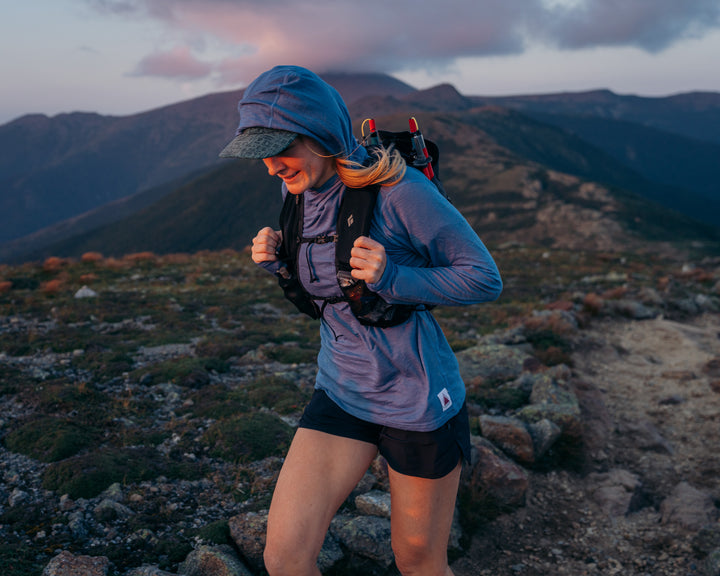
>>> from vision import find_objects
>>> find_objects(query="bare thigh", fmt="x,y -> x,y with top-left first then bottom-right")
388,462 -> 462,576
265,428 -> 378,571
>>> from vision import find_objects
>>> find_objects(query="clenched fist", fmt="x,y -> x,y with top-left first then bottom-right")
350,236 -> 387,284
252,227 -> 282,264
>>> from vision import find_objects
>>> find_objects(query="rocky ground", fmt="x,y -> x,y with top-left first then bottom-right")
1,250 -> 719,575
452,312 -> 720,576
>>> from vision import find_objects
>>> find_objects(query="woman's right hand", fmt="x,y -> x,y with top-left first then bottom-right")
252,227 -> 283,264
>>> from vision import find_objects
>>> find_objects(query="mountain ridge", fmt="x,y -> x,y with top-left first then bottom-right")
9,106 -> 719,265
1,74 -> 719,263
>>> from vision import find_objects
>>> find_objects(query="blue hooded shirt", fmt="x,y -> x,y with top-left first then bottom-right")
235,65 -> 502,431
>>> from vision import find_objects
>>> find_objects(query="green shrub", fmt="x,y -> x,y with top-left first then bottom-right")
197,519 -> 232,545
181,385 -> 249,419
195,336 -> 249,360
4,417 -> 101,462
203,412 -> 293,463
0,543 -> 42,576
243,376 -> 310,414
522,312 -> 576,367
42,447 -> 205,499
136,357 -> 229,388
265,345 -> 317,365
465,382 -> 530,413
0,365 -> 22,395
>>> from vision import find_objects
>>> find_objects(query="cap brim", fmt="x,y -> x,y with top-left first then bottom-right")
219,127 -> 297,159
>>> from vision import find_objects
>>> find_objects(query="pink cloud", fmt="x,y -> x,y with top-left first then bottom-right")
132,45 -> 213,79
90,0 -> 720,86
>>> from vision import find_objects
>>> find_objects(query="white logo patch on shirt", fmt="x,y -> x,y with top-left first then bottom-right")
438,388 -> 453,411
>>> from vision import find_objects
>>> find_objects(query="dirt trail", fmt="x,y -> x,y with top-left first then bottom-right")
452,312 -> 720,576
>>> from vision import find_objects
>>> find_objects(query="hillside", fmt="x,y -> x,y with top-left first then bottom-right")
9,103 -> 719,265
474,89 -> 720,144
18,161 -> 281,260
470,90 -> 720,226
2,77 -> 720,264
0,73 -> 415,246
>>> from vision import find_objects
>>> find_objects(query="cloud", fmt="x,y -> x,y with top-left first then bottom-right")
132,46 -> 213,79
86,0 -> 720,86
539,0 -> 720,52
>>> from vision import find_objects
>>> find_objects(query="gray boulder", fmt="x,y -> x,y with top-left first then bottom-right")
178,545 -> 252,576
43,551 -> 109,576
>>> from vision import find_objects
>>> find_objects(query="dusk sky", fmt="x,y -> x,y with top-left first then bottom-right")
2,0 -> 720,125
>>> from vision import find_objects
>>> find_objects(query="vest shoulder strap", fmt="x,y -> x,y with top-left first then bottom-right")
334,185 -> 378,274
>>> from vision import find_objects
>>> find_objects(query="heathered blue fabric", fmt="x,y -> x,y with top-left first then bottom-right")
240,66 -> 502,431
234,65 -> 367,165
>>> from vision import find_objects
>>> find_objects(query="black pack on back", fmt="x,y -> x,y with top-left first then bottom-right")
275,123 -> 448,327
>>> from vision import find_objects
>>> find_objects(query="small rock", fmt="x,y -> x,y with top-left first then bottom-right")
93,499 -> 133,522
479,415 -> 535,464
316,532 -> 345,573
703,548 -> 720,576
8,488 -> 28,507
517,379 -> 582,443
658,394 -> 686,405
617,418 -> 673,454
179,544 -> 252,576
587,469 -> 641,517
355,490 -> 392,518
456,343 -> 532,386
101,482 -> 124,502
74,286 -> 98,299
608,299 -> 658,320
228,512 -> 267,572
124,567 -> 176,576
349,470 -> 377,500
42,551 -> 109,576
463,436 -> 529,510
692,525 -> 720,557
330,514 -> 394,567
660,482 -> 718,530
59,494 -> 75,511
527,418 -> 562,460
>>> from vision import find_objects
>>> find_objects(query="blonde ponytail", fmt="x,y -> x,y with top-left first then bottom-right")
335,146 -> 406,189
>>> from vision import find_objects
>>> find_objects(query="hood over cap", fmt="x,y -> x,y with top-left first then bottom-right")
219,65 -> 367,165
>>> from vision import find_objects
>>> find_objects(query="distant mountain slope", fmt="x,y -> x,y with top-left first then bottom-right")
0,169 -> 204,264
470,90 -> 720,226
475,89 -> 720,144
511,112 -> 720,200
2,78 -> 720,264
19,161 -> 280,261
13,107 -> 719,264
0,91 -> 241,243
460,108 -> 720,228
0,73 -> 416,245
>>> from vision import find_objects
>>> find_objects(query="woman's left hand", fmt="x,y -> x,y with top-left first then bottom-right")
350,236 -> 387,284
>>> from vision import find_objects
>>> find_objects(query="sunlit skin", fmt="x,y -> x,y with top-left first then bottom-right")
252,137 -> 387,283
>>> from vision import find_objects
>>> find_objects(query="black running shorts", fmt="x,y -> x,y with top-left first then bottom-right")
298,388 -> 471,479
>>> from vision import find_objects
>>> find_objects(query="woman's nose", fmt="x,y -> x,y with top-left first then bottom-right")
263,156 -> 283,176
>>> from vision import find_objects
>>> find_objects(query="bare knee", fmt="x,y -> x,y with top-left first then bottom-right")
263,541 -> 319,576
393,537 -> 449,576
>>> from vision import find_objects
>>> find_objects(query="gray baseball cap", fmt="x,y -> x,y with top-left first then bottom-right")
219,127 -> 297,159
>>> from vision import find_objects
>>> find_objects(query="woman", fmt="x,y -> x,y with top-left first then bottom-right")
219,65 -> 502,576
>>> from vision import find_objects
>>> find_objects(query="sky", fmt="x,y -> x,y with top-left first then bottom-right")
1,0 -> 720,125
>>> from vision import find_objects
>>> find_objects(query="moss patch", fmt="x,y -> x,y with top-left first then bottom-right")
42,447 -> 205,499
203,411 -> 293,463
4,416 -> 102,462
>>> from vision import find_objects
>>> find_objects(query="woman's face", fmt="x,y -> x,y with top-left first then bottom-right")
263,137 -> 336,195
